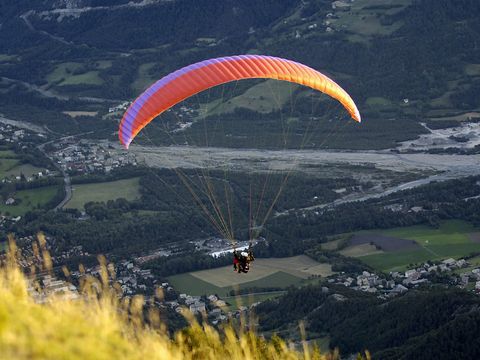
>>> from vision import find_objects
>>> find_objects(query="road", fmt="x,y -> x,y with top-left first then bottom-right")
36,131 -> 96,210
55,174 -> 72,210
36,139 -> 72,210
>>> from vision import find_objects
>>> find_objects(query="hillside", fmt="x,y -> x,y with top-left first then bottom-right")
0,251 -> 358,360
255,284 -> 480,359
0,0 -> 479,148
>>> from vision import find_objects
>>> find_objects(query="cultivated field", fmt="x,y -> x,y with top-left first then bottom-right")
201,80 -> 296,117
5,164 -> 45,179
46,62 -> 104,87
168,255 -> 332,296
169,271 -> 300,297
0,149 -> 57,216
132,62 -> 157,93
0,150 -> 45,179
191,255 -> 333,287
348,233 -> 420,252
0,158 -> 19,174
66,177 -> 141,209
0,186 -> 59,216
329,0 -> 412,43
355,220 -> 480,272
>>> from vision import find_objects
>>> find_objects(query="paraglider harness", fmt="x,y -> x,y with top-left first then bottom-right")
233,245 -> 255,274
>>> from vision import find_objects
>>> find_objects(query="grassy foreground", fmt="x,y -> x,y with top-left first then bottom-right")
0,238 -> 364,360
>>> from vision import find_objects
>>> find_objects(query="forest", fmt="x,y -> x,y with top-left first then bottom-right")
255,284 -> 480,359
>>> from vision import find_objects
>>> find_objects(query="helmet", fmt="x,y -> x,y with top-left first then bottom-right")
241,252 -> 248,257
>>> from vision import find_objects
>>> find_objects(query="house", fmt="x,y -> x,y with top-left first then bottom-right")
5,197 -> 15,205
405,269 -> 418,278
456,259 -> 467,268
439,264 -> 449,272
189,302 -> 206,314
207,295 -> 218,302
442,258 -> 456,267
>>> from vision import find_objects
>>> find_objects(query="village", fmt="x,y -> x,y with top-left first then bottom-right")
330,257 -> 480,298
24,253 -> 235,325
47,138 -> 137,175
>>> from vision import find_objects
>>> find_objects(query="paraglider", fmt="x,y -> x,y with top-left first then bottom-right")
119,55 -> 361,274
119,55 -> 361,149
233,245 -> 255,274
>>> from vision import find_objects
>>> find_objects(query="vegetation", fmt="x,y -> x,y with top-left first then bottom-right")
169,271 -> 303,297
0,244 -> 344,360
358,220 -> 480,271
0,185 -> 61,216
255,284 -> 480,359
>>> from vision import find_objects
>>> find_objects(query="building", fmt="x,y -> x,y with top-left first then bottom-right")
189,302 -> 206,314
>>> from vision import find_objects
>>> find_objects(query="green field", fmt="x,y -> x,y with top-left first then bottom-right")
0,148 -> 49,181
330,0 -> 412,43
0,149 -> 47,180
0,186 -> 59,216
66,177 -> 141,209
0,150 -> 21,174
132,62 -> 157,93
339,243 -> 384,257
0,150 -> 17,158
357,220 -> 480,272
46,62 -> 104,86
365,97 -> 393,108
168,255 -> 331,297
168,271 -> 302,297
5,164 -> 44,179
0,158 -> 20,174
201,80 -> 297,117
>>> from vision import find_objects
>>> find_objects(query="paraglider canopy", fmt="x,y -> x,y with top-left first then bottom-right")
118,54 -> 362,257
119,55 -> 361,149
